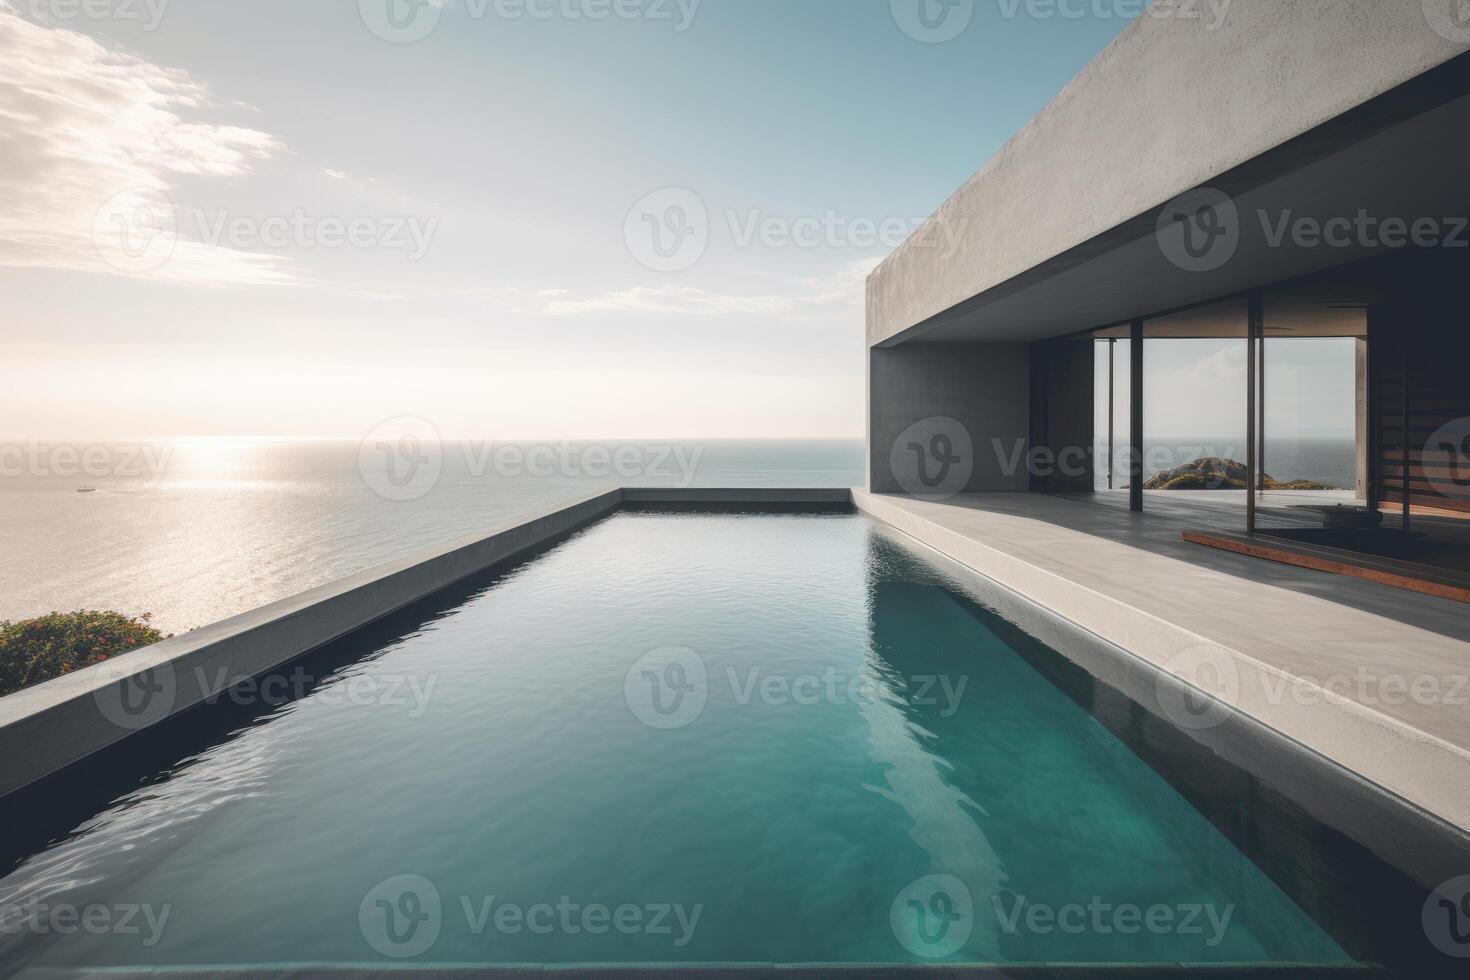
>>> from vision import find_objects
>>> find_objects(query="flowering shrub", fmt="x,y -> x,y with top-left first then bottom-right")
0,610 -> 169,697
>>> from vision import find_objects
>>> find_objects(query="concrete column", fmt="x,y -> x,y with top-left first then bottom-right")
1355,337 -> 1369,502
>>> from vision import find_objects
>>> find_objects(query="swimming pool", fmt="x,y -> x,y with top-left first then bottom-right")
0,512 -> 1446,973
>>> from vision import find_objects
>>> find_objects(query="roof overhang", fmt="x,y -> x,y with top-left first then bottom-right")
868,6 -> 1470,348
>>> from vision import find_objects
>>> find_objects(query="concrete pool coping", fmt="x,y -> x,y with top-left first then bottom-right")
0,489 -> 852,800
853,490 -> 1470,838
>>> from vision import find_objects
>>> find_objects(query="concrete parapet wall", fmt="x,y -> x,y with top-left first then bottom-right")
0,490 -> 628,798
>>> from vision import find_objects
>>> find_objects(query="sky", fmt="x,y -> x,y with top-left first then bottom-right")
1,0 -> 1145,441
1095,338 -> 1358,444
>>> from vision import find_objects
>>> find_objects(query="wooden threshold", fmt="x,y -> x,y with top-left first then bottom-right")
1183,530 -> 1470,604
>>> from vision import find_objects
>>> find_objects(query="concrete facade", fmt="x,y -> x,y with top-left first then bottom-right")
868,343 -> 1031,494
863,3 -> 1470,502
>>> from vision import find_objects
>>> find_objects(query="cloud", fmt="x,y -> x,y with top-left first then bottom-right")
1186,343 -> 1247,384
320,166 -> 406,203
0,8 -> 288,286
542,286 -> 798,317
455,285 -> 521,303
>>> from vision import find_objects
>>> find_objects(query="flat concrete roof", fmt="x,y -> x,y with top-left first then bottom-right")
867,5 -> 1470,347
855,490 -> 1470,834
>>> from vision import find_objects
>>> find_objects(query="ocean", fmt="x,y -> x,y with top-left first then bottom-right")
3,434 -> 1357,635
1,439 -> 864,634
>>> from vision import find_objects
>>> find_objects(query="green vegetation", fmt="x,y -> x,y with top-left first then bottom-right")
1139,457 -> 1335,492
0,610 -> 169,698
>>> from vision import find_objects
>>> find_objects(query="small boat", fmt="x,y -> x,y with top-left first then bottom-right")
76,486 -> 97,494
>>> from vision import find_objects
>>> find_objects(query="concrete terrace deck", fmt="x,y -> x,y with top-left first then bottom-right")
854,490 -> 1470,834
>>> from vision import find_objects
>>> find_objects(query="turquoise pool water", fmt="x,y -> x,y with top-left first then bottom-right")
0,513 -> 1352,969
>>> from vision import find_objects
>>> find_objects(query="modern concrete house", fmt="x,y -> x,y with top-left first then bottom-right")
859,2 -> 1470,845
8,5 -> 1470,975
868,3 -> 1470,517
